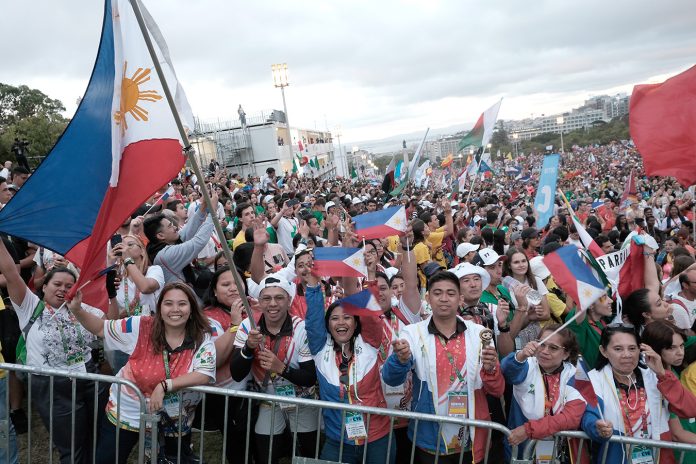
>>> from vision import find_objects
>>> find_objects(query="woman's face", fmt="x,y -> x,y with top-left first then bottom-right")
646,288 -> 673,324
671,206 -> 679,217
550,216 -> 560,228
391,277 -> 405,299
590,295 -> 613,318
664,240 -> 676,253
159,288 -> 192,330
661,333 -> 685,368
225,199 -> 233,211
363,244 -> 377,267
600,331 -> 640,376
43,272 -> 76,308
266,202 -> 277,215
328,306 -> 356,344
295,253 -> 314,282
123,236 -> 144,261
509,252 -> 528,278
373,241 -> 384,258
535,332 -> 569,372
215,271 -> 241,307
465,229 -> 474,241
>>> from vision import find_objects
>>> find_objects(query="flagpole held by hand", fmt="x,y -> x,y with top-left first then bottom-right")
128,0 -> 256,330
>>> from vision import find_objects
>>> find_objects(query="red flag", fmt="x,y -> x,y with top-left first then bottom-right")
617,238 -> 644,298
619,169 -> 638,210
630,65 -> 696,187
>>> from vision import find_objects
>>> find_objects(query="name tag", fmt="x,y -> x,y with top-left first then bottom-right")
447,391 -> 468,418
163,393 -> 181,417
274,384 -> 296,410
66,353 -> 87,373
535,440 -> 554,464
631,445 -> 654,464
345,412 -> 367,441
384,383 -> 405,396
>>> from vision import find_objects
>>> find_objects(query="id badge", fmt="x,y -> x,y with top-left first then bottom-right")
447,391 -> 468,418
631,445 -> 654,464
535,439 -> 554,464
345,412 -> 367,440
163,393 -> 181,417
66,353 -> 86,373
274,384 -> 297,410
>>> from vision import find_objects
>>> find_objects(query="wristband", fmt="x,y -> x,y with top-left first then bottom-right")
240,345 -> 254,359
166,379 -> 173,393
229,325 -> 239,334
498,325 -> 510,333
160,380 -> 168,393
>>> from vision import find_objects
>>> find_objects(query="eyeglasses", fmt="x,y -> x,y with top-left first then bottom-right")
535,340 -> 565,353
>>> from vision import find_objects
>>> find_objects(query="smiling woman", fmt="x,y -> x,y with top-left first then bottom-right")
68,282 -> 216,464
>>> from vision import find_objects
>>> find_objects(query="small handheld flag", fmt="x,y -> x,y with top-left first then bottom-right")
574,358 -> 598,408
312,247 -> 368,278
336,287 -> 382,317
352,206 -> 408,240
543,245 -> 605,311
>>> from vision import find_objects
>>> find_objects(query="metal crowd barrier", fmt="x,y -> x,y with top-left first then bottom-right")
0,362 -> 157,464
515,430 -> 696,464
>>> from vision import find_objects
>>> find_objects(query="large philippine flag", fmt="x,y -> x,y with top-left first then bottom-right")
0,0 -> 193,301
353,206 -> 408,240
312,247 -> 368,278
337,288 -> 383,317
543,246 -> 605,311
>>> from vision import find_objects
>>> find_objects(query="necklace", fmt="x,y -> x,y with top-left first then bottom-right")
613,370 -> 638,410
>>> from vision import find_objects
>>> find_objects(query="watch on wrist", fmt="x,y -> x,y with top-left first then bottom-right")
123,257 -> 136,267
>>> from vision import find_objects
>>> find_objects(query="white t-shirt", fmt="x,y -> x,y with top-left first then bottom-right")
670,294 -> 696,329
13,291 -> 101,371
115,265 -> 165,316
277,216 -> 299,255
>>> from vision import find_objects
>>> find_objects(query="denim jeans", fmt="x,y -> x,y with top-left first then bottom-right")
0,375 -> 19,464
320,434 -> 396,464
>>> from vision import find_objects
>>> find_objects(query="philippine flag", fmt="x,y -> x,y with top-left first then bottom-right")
336,288 -> 383,317
574,358 -> 598,408
543,246 -> 605,311
353,206 -> 408,240
0,0 -> 192,302
312,247 -> 368,278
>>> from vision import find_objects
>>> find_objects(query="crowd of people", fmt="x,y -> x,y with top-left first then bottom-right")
3,143 -> 696,464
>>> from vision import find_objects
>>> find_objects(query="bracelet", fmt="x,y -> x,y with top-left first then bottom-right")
280,364 -> 290,377
229,325 -> 239,334
160,380 -> 168,393
643,252 -> 655,257
498,325 -> 510,333
166,379 -> 173,393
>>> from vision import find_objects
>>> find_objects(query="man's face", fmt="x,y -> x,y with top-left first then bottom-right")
601,240 -> 614,254
308,217 -> 321,236
13,173 -> 28,188
376,276 -> 392,311
367,202 -> 377,212
0,182 -> 11,204
427,280 -> 460,319
240,206 -> 255,228
157,218 -> 179,243
173,183 -> 183,193
459,274 -> 482,305
175,203 -> 187,221
485,261 -> 503,285
258,287 -> 289,325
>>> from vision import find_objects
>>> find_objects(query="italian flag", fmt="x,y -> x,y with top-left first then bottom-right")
458,99 -> 502,152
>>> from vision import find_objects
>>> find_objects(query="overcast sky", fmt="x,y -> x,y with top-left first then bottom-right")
2,0 -> 695,144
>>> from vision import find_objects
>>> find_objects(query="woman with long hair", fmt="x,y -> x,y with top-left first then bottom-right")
106,234 -> 165,373
581,324 -> 696,464
503,247 -> 551,346
304,269 -> 394,463
0,239 -> 107,464
502,324 -> 586,462
69,282 -> 215,464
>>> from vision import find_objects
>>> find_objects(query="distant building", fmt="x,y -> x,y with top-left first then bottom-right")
195,109 -> 339,178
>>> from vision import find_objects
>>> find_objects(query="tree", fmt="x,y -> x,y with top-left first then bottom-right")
0,83 -> 68,167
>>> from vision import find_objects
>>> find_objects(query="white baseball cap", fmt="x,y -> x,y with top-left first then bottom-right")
530,256 -> 551,280
325,201 -> 336,210
473,248 -> 507,267
456,243 -> 480,258
258,275 -> 296,301
449,263 -> 491,289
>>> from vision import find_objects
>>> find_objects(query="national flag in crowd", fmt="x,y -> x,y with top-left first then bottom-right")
457,99 -> 502,151
407,128 -> 430,180
312,247 -> 368,278
353,205 -> 407,240
154,186 -> 175,205
298,140 -> 305,152
350,166 -> 358,182
543,246 -> 606,311
336,287 -> 382,317
381,156 -> 396,194
0,0 -> 193,306
574,358 -> 598,408
440,154 -> 454,168
630,64 -> 696,187
619,168 -> 638,211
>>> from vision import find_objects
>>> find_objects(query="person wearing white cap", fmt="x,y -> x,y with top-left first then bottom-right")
230,273 -> 319,462
456,242 -> 479,264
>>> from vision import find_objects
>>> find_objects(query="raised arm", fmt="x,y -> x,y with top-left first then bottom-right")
250,224 -> 270,284
0,238 -> 26,305
400,226 -> 421,316
441,200 -> 454,237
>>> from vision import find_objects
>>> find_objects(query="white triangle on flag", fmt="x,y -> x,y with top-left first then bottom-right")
385,207 -> 408,233
343,248 -> 368,277
576,280 -> 605,310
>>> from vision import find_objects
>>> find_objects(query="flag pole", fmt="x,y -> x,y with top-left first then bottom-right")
128,0 -> 256,329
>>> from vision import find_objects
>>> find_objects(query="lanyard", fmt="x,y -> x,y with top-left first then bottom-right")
588,317 -> 605,337
123,280 -> 142,316
162,351 -> 172,379
541,370 -> 561,416
48,305 -> 87,356
616,386 -> 649,437
437,334 -> 467,384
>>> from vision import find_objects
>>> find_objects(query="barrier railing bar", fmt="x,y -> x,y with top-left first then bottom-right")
70,377 -> 76,464
49,375 -> 54,464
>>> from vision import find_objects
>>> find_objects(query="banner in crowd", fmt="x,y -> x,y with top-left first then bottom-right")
533,153 -> 560,228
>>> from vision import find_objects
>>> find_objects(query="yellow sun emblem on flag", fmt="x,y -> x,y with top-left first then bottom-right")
352,257 -> 362,267
113,62 -> 163,135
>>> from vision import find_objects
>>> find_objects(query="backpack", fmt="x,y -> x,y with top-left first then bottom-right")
15,300 -> 46,365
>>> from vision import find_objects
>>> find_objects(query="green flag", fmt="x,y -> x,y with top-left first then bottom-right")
314,156 -> 320,169
350,166 -> 358,180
